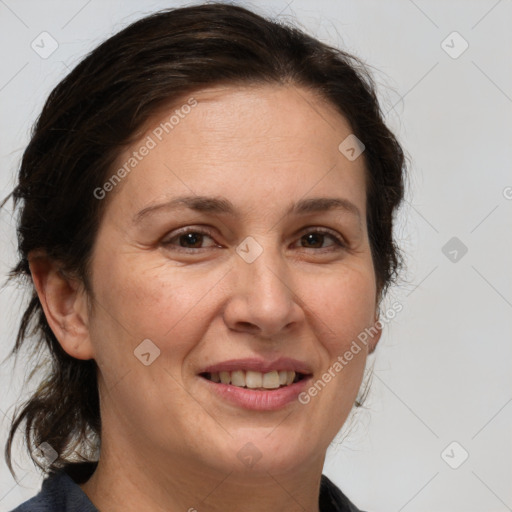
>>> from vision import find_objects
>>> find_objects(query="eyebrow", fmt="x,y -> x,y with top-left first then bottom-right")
133,195 -> 361,224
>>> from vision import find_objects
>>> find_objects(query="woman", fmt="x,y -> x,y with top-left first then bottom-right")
4,2 -> 406,511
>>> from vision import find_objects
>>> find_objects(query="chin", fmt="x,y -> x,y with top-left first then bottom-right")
205,427 -> 318,477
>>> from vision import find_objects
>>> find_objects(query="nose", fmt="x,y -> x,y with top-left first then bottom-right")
222,240 -> 304,338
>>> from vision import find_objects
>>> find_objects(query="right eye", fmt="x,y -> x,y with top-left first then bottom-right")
161,228 -> 220,251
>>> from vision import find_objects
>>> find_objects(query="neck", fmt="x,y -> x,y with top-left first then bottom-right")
79,434 -> 324,512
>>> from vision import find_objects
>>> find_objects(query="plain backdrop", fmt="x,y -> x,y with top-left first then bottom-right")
0,1 -> 511,511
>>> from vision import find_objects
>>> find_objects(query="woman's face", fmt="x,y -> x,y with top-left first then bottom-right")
85,84 -> 380,477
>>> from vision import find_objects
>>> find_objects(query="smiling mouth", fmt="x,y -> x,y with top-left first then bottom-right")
199,370 -> 309,390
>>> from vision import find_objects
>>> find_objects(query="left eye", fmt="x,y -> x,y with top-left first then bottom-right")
161,228 -> 345,251
295,230 -> 345,250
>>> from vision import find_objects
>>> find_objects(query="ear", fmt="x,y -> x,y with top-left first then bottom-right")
367,311 -> 382,355
28,251 -> 95,360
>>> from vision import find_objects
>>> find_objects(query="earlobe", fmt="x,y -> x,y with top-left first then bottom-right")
28,251 -> 95,360
368,312 -> 382,355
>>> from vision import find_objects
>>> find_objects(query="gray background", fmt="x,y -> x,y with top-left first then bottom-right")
0,1 -> 511,511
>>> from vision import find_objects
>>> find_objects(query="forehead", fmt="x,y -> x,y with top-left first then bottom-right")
106,83 -> 367,218
168,83 -> 356,157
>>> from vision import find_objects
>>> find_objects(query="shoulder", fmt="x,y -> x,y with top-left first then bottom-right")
10,466 -> 98,512
320,473 -> 368,512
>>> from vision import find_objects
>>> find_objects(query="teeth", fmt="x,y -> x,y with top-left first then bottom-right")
231,370 -> 245,387
245,370 -> 262,388
262,371 -> 280,389
207,370 -> 298,389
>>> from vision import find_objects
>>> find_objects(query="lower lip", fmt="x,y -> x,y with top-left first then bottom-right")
199,375 -> 312,411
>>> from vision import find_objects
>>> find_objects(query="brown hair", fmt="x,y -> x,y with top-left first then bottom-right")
2,1 -> 407,480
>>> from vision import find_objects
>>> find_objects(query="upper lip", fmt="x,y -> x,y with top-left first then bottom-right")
199,357 -> 313,375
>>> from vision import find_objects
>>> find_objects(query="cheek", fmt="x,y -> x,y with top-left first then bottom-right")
306,262 -> 377,355
295,266 -> 376,439
89,252 -> 227,362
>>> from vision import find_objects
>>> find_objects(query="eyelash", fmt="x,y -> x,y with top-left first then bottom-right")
161,227 -> 347,253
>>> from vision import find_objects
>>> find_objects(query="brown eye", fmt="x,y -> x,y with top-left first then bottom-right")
178,232 -> 205,248
297,229 -> 345,250
162,228 -> 218,251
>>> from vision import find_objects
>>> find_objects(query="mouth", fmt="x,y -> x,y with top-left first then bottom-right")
199,370 -> 310,390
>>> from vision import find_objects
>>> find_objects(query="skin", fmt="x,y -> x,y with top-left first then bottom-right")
29,84 -> 382,512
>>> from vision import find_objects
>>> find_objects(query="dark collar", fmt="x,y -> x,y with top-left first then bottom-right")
320,473 -> 366,512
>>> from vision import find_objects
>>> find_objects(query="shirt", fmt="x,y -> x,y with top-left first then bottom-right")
10,462 -> 365,512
